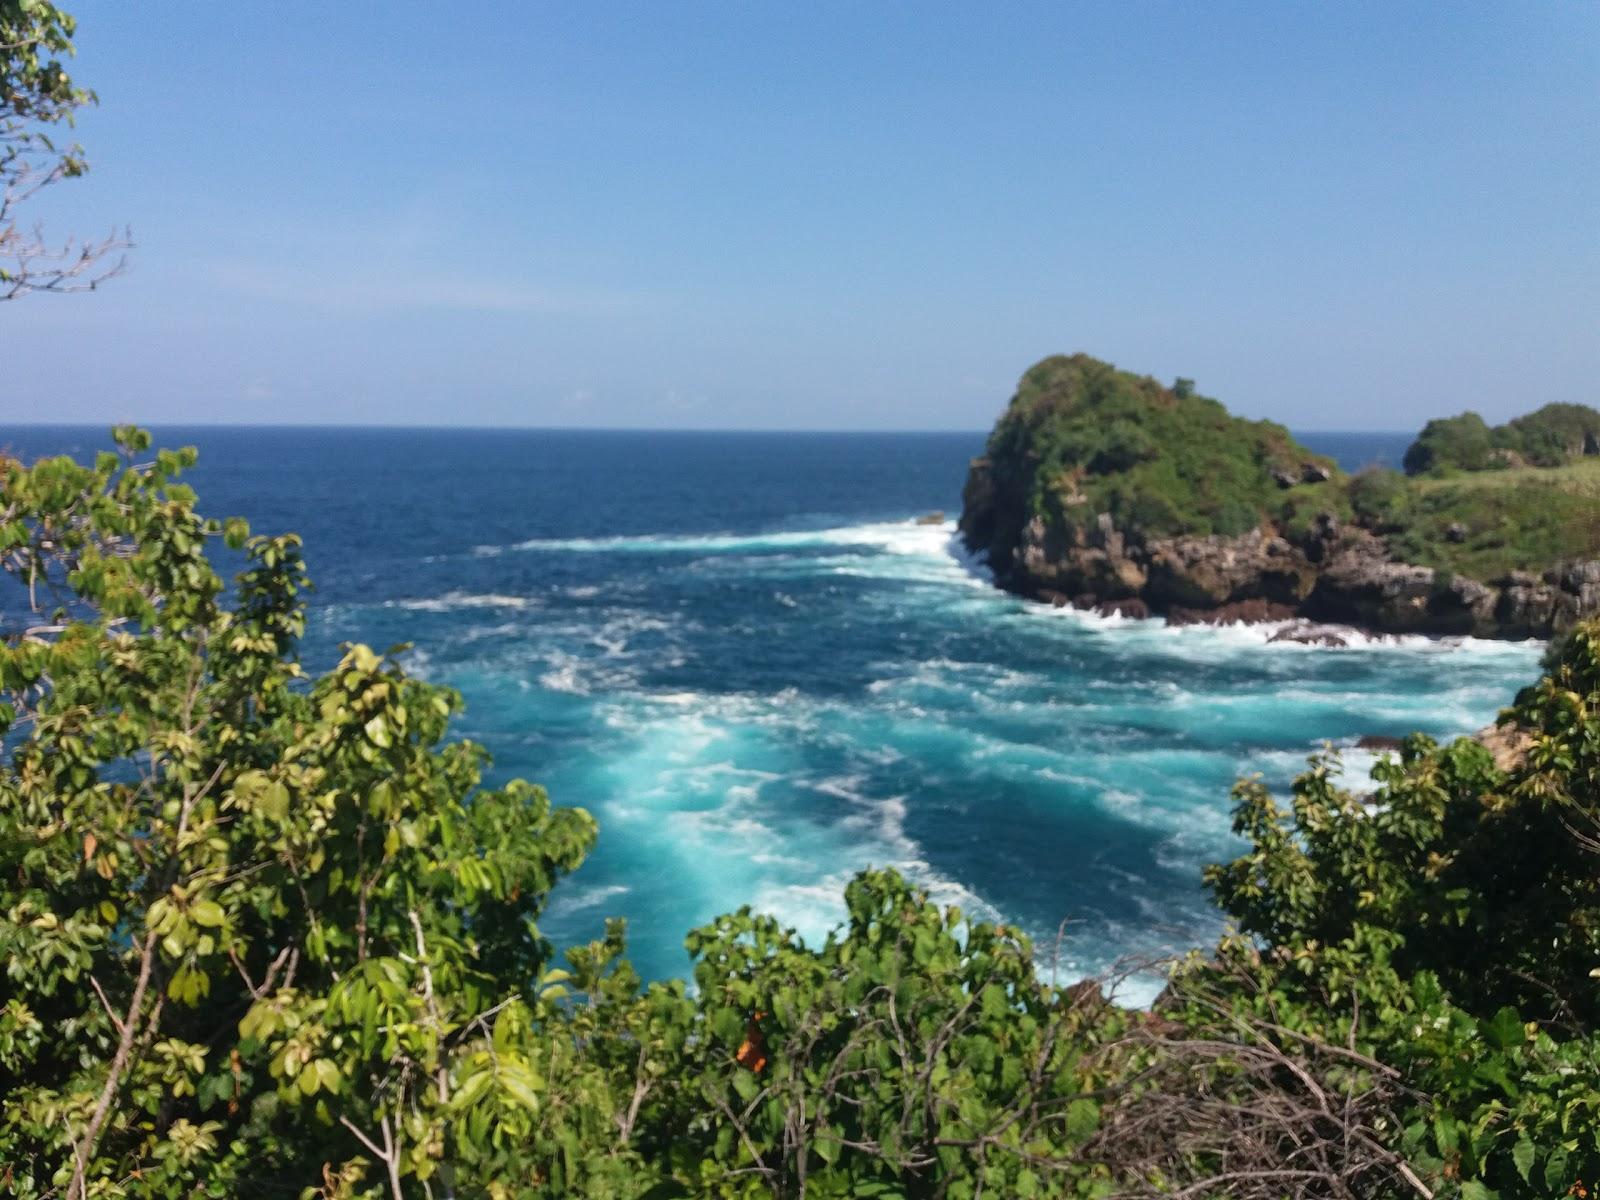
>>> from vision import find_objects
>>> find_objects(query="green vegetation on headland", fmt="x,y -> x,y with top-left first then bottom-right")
1404,405 -> 1600,476
5,430 -> 1600,1198
961,354 -> 1600,635
964,354 -> 1342,552
1360,457 -> 1600,581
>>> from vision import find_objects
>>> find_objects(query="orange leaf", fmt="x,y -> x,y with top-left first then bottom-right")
83,832 -> 97,863
735,1014 -> 768,1073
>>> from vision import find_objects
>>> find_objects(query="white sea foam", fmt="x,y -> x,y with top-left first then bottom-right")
751,862 -> 1001,951
539,660 -> 588,694
491,519 -> 966,561
388,591 -> 536,612
1027,601 -> 1544,663
391,505 -> 1542,1007
547,883 -> 631,917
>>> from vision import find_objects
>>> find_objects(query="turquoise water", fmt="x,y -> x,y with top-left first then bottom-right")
5,427 -> 1542,996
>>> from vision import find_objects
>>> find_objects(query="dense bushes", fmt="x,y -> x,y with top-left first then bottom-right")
968,354 -> 1340,554
4,434 -> 1600,1198
1405,403 -> 1600,476
1201,622 -> 1600,1195
1504,403 -> 1600,467
1381,468 -> 1600,579
1403,412 -> 1497,475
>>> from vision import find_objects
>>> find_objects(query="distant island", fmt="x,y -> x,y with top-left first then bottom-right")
959,354 -> 1600,639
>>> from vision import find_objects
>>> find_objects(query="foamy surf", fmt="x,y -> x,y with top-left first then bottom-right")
327,505 -> 1543,993
480,518 -> 964,559
386,591 -> 538,612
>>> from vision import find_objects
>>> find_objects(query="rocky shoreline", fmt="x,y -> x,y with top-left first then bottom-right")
962,506 -> 1600,641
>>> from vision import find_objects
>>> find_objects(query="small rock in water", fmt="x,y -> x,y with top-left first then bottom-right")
1266,620 -> 1350,648
1355,734 -> 1406,751
1096,597 -> 1150,620
914,510 -> 946,525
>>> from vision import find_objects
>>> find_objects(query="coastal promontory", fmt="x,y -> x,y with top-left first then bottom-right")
959,354 -> 1600,638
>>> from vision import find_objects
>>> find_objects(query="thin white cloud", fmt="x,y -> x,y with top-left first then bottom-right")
209,261 -> 637,315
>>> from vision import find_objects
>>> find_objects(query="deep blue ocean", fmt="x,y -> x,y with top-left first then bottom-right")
5,426 -> 1540,998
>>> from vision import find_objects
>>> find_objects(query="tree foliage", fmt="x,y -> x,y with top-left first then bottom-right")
0,0 -> 127,300
1405,404 -> 1600,476
1403,412 -> 1497,476
0,433 -> 596,1197
1202,620 -> 1600,1196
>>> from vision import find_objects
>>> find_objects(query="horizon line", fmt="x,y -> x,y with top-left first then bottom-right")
2,421 -> 1421,436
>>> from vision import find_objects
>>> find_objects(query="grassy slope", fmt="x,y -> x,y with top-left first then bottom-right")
1381,458 -> 1600,580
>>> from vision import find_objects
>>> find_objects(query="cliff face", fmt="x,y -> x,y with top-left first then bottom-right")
960,356 -> 1600,639
972,505 -> 1600,638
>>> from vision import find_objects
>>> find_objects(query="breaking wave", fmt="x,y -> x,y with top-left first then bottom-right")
317,512 -> 1543,986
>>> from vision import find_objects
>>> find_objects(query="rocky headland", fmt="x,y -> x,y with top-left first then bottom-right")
960,354 -> 1600,640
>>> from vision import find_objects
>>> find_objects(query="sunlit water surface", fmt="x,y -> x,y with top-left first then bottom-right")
6,427 -> 1539,997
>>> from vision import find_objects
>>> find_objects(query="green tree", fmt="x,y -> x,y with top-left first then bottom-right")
0,432 -> 596,1197
1203,620 -> 1600,1195
1,0 -> 127,300
1502,402 -> 1600,467
1403,412 -> 1495,475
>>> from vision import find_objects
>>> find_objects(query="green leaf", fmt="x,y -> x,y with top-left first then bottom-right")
500,1064 -> 541,1112
1483,1006 -> 1525,1051
979,983 -> 1007,1020
1434,1114 -> 1459,1156
1512,1134 -> 1536,1184
1065,1097 -> 1099,1141
315,1059 -> 341,1094
1545,1144 -> 1570,1190
190,900 -> 225,928
266,779 -> 292,818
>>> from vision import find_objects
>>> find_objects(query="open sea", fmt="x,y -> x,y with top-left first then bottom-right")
4,426 -> 1541,997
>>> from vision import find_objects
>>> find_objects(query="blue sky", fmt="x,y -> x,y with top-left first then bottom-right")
6,2 -> 1596,430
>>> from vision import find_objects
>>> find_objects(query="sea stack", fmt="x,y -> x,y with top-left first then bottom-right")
959,354 -> 1600,639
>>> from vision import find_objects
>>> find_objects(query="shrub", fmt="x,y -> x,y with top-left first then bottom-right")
1503,402 -> 1600,467
1346,466 -> 1409,527
1403,411 -> 1495,475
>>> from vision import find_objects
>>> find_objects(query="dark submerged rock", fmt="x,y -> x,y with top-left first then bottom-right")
1355,734 -> 1406,751
1267,621 -> 1351,648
